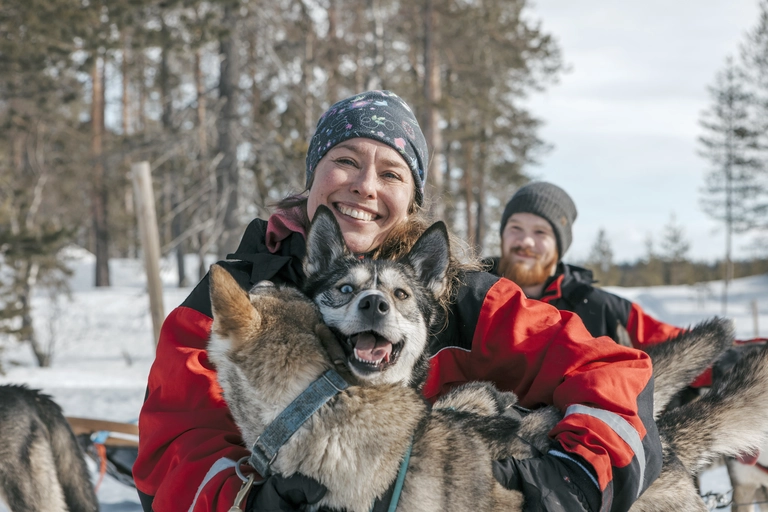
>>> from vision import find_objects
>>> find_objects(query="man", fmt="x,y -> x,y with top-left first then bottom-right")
486,181 -> 686,351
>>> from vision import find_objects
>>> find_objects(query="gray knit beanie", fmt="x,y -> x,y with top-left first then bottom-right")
499,181 -> 578,259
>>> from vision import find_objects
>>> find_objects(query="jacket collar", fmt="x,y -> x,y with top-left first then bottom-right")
540,263 -> 596,304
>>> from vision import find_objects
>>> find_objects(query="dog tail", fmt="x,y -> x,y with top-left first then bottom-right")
658,341 -> 768,475
36,391 -> 100,512
645,317 -> 734,417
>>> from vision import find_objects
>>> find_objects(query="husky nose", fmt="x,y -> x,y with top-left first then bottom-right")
359,293 -> 390,318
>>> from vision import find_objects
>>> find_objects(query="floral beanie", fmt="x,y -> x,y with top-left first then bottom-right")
305,90 -> 429,205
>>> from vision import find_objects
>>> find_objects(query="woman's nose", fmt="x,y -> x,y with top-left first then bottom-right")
351,164 -> 377,198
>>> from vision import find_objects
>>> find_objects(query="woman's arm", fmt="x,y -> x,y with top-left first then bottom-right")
135,302 -> 251,512
425,273 -> 663,512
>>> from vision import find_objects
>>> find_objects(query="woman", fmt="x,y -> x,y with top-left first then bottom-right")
134,90 -> 661,512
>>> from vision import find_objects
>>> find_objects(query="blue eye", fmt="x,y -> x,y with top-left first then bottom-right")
339,284 -> 354,294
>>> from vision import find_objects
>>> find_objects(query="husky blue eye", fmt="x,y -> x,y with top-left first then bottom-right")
339,284 -> 354,294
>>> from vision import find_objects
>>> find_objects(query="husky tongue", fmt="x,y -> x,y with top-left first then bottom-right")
353,332 -> 392,363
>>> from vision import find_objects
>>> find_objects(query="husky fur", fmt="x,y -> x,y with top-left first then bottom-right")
0,385 -> 99,512
208,206 -> 768,512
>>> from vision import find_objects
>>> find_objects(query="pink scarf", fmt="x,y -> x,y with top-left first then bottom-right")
265,207 -> 307,253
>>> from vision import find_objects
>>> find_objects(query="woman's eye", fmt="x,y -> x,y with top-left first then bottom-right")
337,158 -> 356,166
339,284 -> 354,294
383,171 -> 403,181
394,289 -> 408,300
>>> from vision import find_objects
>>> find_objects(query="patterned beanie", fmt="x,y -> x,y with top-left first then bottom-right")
499,181 -> 578,259
306,90 -> 429,205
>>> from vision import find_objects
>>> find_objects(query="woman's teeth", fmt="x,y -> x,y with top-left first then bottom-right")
336,205 -> 376,221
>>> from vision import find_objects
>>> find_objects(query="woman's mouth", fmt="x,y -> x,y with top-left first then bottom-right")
335,203 -> 378,222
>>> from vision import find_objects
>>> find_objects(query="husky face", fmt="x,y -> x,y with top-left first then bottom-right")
303,206 -> 450,388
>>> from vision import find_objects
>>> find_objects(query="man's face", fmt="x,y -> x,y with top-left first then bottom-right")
498,212 -> 558,287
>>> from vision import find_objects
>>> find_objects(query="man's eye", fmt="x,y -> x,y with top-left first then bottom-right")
339,284 -> 354,294
394,289 -> 408,300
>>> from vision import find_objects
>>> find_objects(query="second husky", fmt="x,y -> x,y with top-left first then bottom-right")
208,207 -> 768,512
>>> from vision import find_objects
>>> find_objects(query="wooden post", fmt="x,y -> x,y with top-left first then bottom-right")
752,299 -> 760,338
132,162 -> 165,346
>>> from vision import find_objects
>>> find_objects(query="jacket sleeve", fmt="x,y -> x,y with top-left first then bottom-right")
625,302 -> 685,349
134,301 -> 253,512
424,275 -> 662,512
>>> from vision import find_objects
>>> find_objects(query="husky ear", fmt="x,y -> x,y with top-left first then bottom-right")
209,264 -> 260,342
403,221 -> 451,297
304,205 -> 349,277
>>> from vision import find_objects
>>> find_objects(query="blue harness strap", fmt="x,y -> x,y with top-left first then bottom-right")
249,369 -> 349,477
387,439 -> 412,512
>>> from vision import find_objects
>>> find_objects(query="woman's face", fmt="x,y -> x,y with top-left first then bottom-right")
307,138 -> 415,254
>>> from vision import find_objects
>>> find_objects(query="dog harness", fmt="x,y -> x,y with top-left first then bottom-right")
231,367 -> 413,512
248,369 -> 349,478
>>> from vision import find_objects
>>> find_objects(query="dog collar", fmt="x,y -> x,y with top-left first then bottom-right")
248,369 -> 349,478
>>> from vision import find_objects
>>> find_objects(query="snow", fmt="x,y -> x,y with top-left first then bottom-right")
1,248 -> 764,511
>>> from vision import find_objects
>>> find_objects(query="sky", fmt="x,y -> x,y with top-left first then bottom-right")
523,0 -> 763,263
1,250 -> 766,509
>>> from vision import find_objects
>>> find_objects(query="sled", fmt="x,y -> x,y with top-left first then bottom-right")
67,416 -> 139,489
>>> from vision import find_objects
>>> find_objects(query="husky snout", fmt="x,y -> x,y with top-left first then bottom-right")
356,290 -> 390,325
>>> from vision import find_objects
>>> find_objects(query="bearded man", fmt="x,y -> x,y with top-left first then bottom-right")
485,181 -> 686,351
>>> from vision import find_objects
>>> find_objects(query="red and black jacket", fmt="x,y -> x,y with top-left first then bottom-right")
135,220 -> 662,512
485,260 -> 686,347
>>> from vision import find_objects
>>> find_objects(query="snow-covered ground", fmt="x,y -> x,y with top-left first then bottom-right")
1,248 -> 765,511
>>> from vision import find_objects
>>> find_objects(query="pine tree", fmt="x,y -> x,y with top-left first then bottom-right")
698,56 -> 763,313
658,213 -> 691,285
587,228 -> 615,284
740,0 -> 768,242
0,216 -> 73,367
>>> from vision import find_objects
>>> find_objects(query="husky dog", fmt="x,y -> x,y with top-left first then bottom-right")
716,342 -> 768,512
727,446 -> 768,511
0,385 -> 99,512
208,206 -> 768,512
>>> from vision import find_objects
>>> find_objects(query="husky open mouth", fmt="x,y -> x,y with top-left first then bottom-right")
346,331 -> 404,373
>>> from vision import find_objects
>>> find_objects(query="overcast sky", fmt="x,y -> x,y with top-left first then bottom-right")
522,0 -> 762,263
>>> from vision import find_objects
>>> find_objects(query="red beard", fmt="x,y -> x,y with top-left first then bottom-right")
498,249 -> 558,288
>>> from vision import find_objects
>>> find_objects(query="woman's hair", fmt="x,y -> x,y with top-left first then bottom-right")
271,193 -> 484,313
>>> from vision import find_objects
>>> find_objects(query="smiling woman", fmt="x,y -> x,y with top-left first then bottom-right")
307,138 -> 415,254
135,90 -> 664,512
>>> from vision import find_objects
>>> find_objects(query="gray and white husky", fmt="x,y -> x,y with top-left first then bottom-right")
0,385 -> 99,512
208,206 -> 768,512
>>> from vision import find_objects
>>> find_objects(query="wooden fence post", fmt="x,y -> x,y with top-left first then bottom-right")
132,161 -> 165,346
752,299 -> 760,338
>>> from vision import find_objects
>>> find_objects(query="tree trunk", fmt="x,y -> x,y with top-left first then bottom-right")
301,3 -> 315,141
216,4 -> 241,257
423,0 -> 443,220
326,0 -> 339,100
195,48 -> 209,280
367,0 -> 384,90
474,137 -> 487,252
91,54 -> 110,286
159,17 -> 186,287
122,31 -> 137,259
122,32 -> 130,135
463,141 -> 476,248
20,262 -> 49,367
